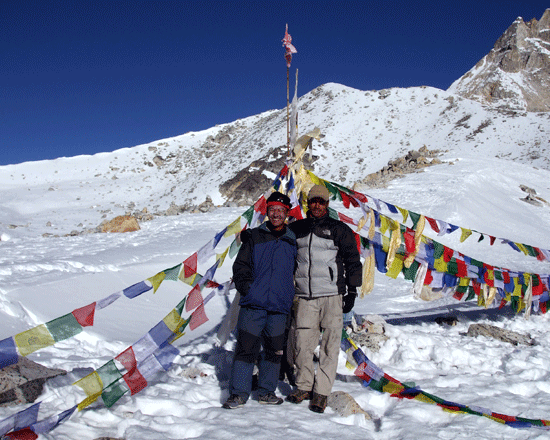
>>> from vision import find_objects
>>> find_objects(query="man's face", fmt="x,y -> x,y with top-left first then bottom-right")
308,197 -> 328,218
267,205 -> 288,229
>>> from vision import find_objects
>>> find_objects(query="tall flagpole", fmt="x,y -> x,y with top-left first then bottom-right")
286,65 -> 290,159
282,24 -> 297,159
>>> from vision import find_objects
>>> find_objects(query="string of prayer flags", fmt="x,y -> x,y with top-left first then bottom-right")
305,168 -> 550,264
341,332 -> 550,430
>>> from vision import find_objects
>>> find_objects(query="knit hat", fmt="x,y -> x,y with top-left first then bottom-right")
266,191 -> 291,210
308,184 -> 330,202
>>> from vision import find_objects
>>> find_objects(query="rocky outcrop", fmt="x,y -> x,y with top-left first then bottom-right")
0,357 -> 66,407
466,323 -> 535,346
354,146 -> 442,189
99,215 -> 140,233
448,9 -> 550,112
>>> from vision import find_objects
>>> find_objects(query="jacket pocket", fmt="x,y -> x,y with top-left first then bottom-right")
328,266 -> 334,281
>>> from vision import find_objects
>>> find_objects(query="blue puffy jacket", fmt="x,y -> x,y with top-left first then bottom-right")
232,222 -> 297,314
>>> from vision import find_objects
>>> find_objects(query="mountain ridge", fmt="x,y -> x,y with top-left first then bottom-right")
1,13 -> 550,237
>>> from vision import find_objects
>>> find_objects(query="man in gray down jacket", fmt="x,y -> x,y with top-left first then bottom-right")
286,184 -> 362,413
223,191 -> 297,409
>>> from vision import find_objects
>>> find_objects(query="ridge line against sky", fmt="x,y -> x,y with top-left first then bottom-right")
1,0 -> 548,166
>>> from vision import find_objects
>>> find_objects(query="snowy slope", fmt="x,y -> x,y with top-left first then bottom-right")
1,83 -> 549,238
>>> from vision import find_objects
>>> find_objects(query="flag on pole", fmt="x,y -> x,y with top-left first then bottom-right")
282,24 -> 297,68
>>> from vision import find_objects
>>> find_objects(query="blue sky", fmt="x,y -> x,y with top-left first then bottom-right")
1,0 -> 548,166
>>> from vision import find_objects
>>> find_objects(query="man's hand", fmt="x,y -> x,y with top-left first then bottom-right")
342,288 -> 357,314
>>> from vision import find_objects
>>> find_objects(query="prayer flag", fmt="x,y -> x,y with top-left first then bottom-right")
282,24 -> 297,68
0,337 -> 18,369
182,253 -> 198,279
123,281 -> 152,299
147,271 -> 166,293
71,302 -> 96,327
45,313 -> 82,342
186,284 -> 204,312
14,325 -> 56,357
189,303 -> 209,330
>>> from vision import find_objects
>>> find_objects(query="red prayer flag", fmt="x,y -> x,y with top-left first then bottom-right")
116,346 -> 137,373
189,303 -> 209,331
426,217 -> 440,233
2,428 -> 38,440
185,284 -> 203,312
337,212 -> 354,225
72,302 -> 96,327
183,253 -> 198,278
282,24 -> 297,68
254,196 -> 267,215
123,368 -> 147,395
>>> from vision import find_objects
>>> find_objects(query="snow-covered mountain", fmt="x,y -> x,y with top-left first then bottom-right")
449,9 -> 550,112
2,12 -> 550,239
2,84 -> 549,239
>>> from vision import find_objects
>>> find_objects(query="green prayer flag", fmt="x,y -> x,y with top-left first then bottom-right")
409,211 -> 420,229
101,380 -> 129,408
97,360 -> 123,390
163,264 -> 182,281
46,313 -> 82,343
242,206 -> 254,225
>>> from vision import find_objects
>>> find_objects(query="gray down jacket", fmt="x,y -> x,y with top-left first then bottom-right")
289,211 -> 362,298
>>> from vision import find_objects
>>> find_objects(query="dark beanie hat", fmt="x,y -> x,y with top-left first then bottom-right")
266,191 -> 291,209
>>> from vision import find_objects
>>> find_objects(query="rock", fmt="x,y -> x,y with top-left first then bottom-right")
346,315 -> 389,352
466,323 -> 536,346
0,357 -> 66,407
328,391 -> 380,429
100,215 -> 140,233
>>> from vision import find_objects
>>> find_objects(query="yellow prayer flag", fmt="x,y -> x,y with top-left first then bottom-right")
14,324 -> 56,357
216,246 -> 230,267
433,257 -> 447,273
224,217 -> 242,238
486,286 -> 497,308
380,216 -> 389,235
307,170 -> 323,186
74,371 -> 103,411
515,243 -> 529,256
397,207 -> 409,223
367,210 -> 376,240
180,272 -> 199,286
360,250 -> 375,298
460,228 -> 472,243
386,228 -> 401,271
386,254 -> 404,279
381,234 -> 390,253
148,272 -> 166,293
356,215 -> 367,233
382,381 -> 404,395
163,309 -> 185,333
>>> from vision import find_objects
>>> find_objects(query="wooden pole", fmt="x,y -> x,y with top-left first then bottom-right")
286,66 -> 290,158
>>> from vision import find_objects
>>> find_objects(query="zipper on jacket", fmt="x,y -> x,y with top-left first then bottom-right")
307,230 -> 313,298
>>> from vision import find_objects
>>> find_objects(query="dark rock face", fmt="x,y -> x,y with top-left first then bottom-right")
0,357 -> 66,407
449,9 -> 550,112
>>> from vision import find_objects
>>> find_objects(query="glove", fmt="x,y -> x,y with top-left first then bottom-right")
342,288 -> 357,314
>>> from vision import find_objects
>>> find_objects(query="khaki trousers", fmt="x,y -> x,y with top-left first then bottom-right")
294,295 -> 342,396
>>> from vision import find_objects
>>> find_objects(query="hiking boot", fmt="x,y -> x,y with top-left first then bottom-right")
258,392 -> 283,405
222,394 -> 246,409
308,392 -> 327,413
286,389 -> 312,404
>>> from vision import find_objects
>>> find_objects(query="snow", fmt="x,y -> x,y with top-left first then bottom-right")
2,83 -> 550,439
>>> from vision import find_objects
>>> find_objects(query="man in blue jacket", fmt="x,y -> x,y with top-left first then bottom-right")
223,191 -> 297,409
